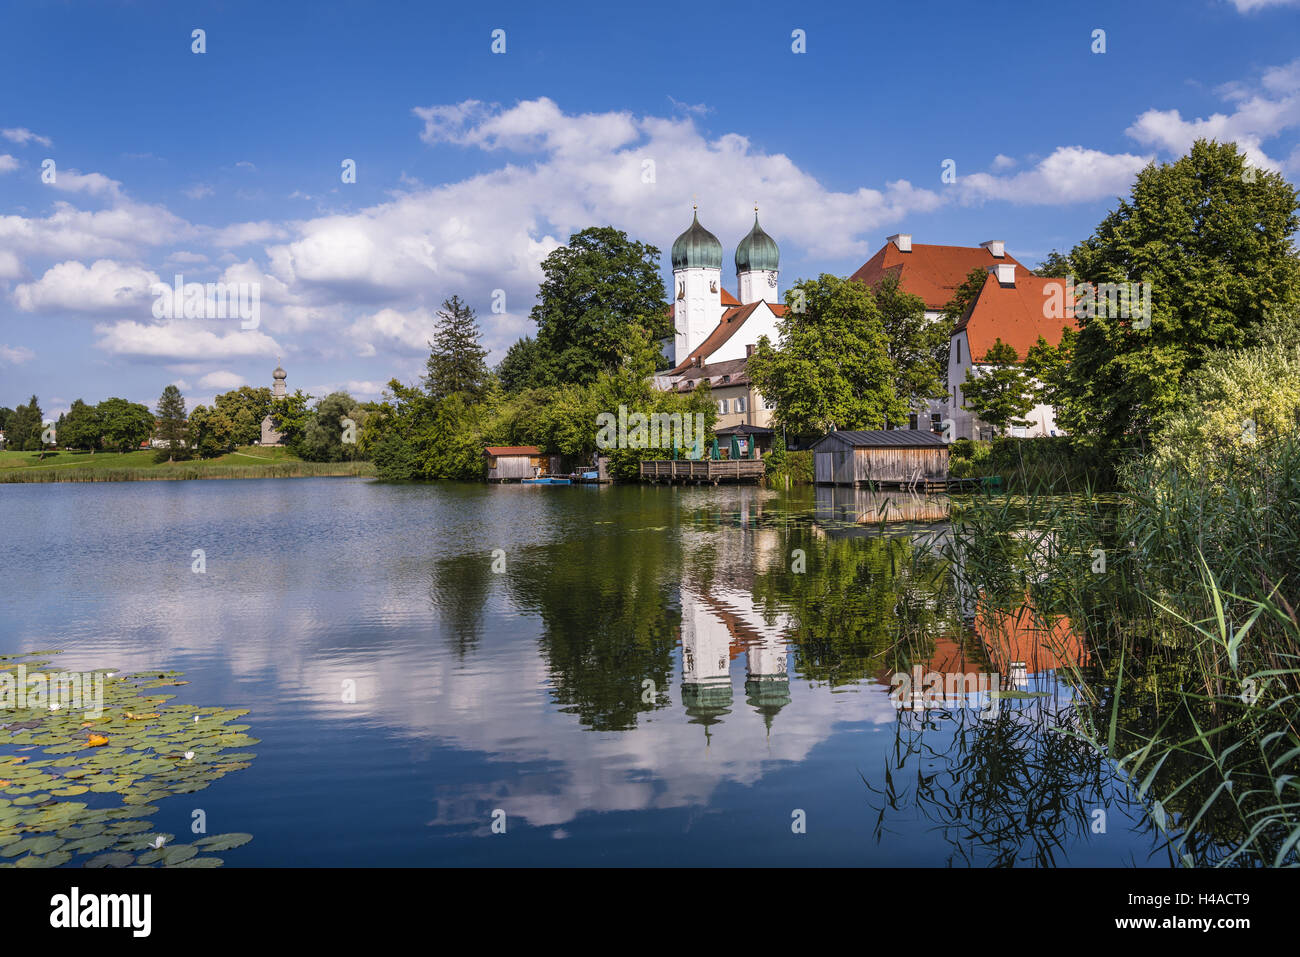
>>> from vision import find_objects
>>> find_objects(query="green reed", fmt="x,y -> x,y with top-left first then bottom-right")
925,437 -> 1300,866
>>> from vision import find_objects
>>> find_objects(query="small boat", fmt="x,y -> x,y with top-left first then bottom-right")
522,476 -> 572,485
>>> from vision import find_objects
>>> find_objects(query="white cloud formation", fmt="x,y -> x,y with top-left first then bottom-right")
198,370 -> 247,389
49,168 -> 124,199
1228,0 -> 1299,11
93,320 -> 281,360
0,343 -> 35,364
0,154 -> 17,173
1,128 -> 52,148
0,249 -> 22,279
960,146 -> 1152,205
183,183 -> 214,199
13,259 -> 160,313
1127,57 -> 1300,170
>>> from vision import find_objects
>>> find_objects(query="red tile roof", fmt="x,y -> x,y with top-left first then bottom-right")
670,301 -> 764,374
483,445 -> 540,456
850,242 -> 1026,311
955,272 -> 1076,361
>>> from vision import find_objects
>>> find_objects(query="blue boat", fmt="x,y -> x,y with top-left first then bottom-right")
522,477 -> 572,485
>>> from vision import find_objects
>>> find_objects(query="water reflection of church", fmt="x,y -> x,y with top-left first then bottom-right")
677,503 -> 793,740
680,587 -> 791,739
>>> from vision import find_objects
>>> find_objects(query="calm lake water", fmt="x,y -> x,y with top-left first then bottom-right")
1,477 -> 1163,866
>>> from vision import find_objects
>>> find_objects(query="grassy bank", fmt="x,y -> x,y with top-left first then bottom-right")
0,447 -> 374,483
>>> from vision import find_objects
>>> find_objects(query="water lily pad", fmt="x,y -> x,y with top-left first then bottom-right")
195,832 -> 252,852
85,852 -> 134,868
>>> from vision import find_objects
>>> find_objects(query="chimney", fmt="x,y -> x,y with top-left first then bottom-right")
692,355 -> 702,367
980,239 -> 1005,258
745,343 -> 756,357
990,262 -> 1017,285
887,233 -> 912,253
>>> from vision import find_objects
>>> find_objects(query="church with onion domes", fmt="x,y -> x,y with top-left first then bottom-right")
655,207 -> 788,443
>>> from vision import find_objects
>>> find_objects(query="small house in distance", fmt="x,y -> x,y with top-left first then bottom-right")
812,430 -> 949,489
485,445 -> 545,482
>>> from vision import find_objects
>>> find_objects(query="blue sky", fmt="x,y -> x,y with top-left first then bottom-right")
2,0 -> 1298,420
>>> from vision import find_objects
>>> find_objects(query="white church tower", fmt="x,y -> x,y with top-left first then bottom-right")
671,208 -> 724,367
735,208 -> 780,305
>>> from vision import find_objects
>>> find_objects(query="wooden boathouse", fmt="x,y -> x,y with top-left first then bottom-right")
812,430 -> 949,489
485,445 -> 546,482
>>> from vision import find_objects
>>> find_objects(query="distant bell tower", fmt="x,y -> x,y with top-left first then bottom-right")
671,207 -> 724,366
735,207 -> 779,305
261,361 -> 287,445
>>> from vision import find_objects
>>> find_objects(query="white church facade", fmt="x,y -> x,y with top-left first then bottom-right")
654,209 -> 787,434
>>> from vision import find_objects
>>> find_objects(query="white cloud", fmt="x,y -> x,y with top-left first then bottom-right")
93,320 -> 281,360
1,128 -> 52,148
0,343 -> 35,364
0,197 -> 190,261
0,249 -> 22,279
1126,57 -> 1300,170
13,259 -> 160,313
49,168 -> 124,199
198,370 -> 247,389
183,183 -> 214,199
990,154 -> 1017,170
960,146 -> 1152,205
0,154 -> 17,173
1227,0 -> 1299,11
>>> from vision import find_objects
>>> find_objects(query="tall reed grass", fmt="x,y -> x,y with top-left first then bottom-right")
929,434 -> 1300,866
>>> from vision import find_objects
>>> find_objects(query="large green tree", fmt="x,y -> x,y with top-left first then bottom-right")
1059,139 -> 1300,451
747,274 -> 905,436
154,384 -> 189,461
530,226 -> 670,385
95,397 -> 154,452
6,396 -> 44,451
496,335 -> 546,393
59,399 -> 103,452
961,339 -> 1036,435
871,272 -> 948,419
425,295 -> 490,402
297,392 -> 366,462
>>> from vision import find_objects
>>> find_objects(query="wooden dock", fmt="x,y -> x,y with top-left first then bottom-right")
640,459 -> 766,484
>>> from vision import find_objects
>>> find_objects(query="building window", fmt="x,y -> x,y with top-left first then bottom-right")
908,414 -> 918,430
955,339 -> 962,364
717,399 -> 729,414
734,396 -> 747,413
763,395 -> 776,411
931,413 -> 942,433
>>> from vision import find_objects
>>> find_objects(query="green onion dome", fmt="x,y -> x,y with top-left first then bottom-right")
735,212 -> 779,273
671,210 -> 723,270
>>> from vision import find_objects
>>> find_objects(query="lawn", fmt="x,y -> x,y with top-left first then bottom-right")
0,446 -> 374,482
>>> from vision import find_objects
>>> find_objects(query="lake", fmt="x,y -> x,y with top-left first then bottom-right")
0,477 -> 1163,866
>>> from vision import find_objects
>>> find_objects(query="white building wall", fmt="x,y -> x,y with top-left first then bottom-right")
707,303 -> 782,365
737,269 -> 779,305
673,266 -> 722,366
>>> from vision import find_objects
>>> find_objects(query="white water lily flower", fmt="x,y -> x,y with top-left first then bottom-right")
150,836 -> 166,849
184,751 -> 195,760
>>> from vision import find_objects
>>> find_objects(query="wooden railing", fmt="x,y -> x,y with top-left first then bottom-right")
639,459 -> 766,482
